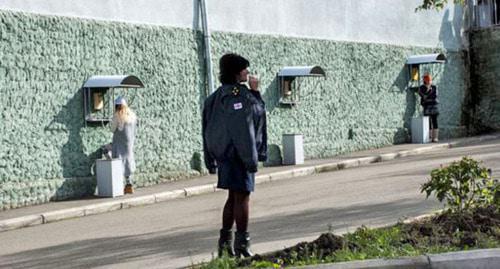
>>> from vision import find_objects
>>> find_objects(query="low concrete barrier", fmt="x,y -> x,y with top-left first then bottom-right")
291,248 -> 500,269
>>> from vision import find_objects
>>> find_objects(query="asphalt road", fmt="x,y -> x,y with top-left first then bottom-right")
1,139 -> 499,269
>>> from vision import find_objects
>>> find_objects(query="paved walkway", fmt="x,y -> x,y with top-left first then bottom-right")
1,133 -> 500,232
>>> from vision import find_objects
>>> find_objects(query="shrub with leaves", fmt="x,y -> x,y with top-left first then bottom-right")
421,157 -> 499,212
416,0 -> 464,11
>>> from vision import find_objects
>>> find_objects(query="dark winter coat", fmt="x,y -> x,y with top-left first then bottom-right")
202,84 -> 267,174
418,85 -> 439,116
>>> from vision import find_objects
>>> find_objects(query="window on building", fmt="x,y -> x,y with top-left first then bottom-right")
496,0 -> 500,24
477,0 -> 493,27
475,0 -> 500,27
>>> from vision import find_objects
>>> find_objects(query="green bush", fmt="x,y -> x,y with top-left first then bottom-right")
194,254 -> 236,269
339,226 -> 418,261
421,157 -> 499,212
415,0 -> 464,11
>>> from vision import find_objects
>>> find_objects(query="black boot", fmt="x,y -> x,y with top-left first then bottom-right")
218,229 -> 235,257
234,231 -> 253,258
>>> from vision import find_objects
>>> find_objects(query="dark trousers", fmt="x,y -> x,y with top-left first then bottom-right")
428,115 -> 438,129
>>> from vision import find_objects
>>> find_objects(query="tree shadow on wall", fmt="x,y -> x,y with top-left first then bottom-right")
261,77 -> 284,166
192,0 -> 213,170
438,7 -> 462,51
438,6 -> 473,137
45,88 -> 99,201
392,66 -> 417,143
262,76 -> 280,113
192,28 -> 211,173
194,30 -> 208,108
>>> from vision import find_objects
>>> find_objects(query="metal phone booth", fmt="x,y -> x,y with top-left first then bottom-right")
406,53 -> 446,90
82,75 -> 144,126
406,53 -> 446,143
82,75 -> 144,197
277,66 -> 326,106
276,66 -> 326,165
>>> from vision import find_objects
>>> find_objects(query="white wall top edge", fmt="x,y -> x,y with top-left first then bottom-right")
0,0 -> 465,50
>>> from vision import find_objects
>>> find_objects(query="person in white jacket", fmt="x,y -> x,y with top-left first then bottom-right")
111,96 -> 137,194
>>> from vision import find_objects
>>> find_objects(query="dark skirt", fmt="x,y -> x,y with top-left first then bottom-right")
217,156 -> 255,192
423,105 -> 439,116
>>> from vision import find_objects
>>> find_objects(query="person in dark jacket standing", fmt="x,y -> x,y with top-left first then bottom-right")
418,73 -> 439,142
202,53 -> 267,258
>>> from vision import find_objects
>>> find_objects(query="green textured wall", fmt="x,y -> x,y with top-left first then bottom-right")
0,10 -> 468,210
210,32 -> 467,159
469,28 -> 500,132
0,10 -> 205,209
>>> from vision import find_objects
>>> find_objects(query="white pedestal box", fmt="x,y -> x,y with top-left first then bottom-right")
96,159 -> 124,197
282,134 -> 304,165
411,116 -> 430,144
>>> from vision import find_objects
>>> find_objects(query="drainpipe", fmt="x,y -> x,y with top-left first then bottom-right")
198,0 -> 215,95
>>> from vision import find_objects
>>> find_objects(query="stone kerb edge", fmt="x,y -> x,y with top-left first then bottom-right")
121,195 -> 156,209
299,256 -> 429,269
0,214 -> 44,232
155,189 -> 189,203
83,201 -> 122,216
42,207 -> 86,223
291,248 -> 500,269
314,162 -> 340,173
184,184 -> 217,197
427,248 -> 500,269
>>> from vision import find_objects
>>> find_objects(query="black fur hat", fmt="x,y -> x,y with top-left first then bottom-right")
219,53 -> 250,84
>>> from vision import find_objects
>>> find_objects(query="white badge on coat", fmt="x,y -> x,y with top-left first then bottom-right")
233,102 -> 243,110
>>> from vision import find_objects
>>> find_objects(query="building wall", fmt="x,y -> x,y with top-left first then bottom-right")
469,27 -> 500,131
0,8 -> 467,209
210,32 -> 467,158
0,10 -> 205,209
0,0 -> 465,50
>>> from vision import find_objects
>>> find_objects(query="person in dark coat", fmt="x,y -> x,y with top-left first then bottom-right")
202,53 -> 267,258
418,73 -> 439,142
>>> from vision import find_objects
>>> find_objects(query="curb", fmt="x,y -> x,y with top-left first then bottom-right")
291,248 -> 500,269
428,248 -> 500,269
1,134 -> 500,232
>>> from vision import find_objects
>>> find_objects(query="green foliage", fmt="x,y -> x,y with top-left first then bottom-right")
493,181 -> 500,206
194,254 -> 237,269
416,0 -> 465,11
339,226 -> 418,261
249,260 -> 281,268
421,157 -> 499,212
423,245 -> 461,254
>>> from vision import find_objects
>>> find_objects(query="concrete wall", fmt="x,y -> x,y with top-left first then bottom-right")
0,8 -> 468,209
209,32 -> 467,159
0,10 -> 205,209
0,0 -> 464,50
469,27 -> 500,131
